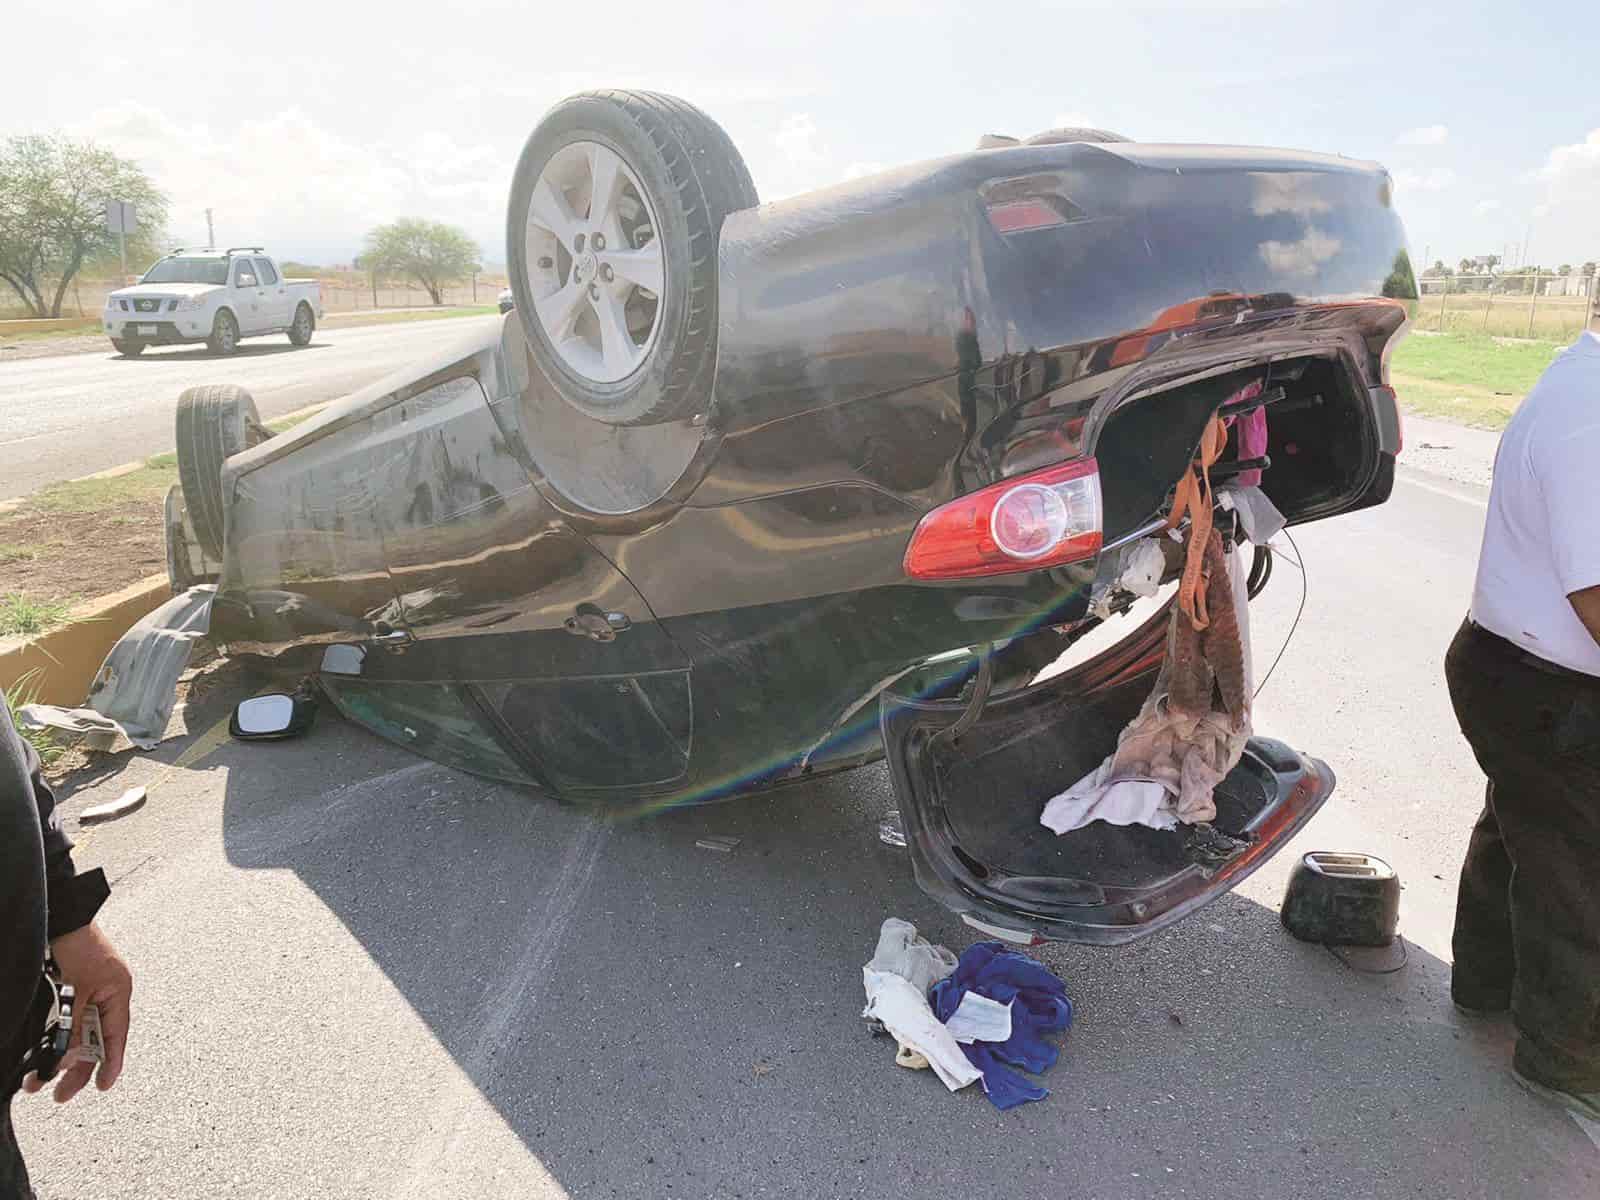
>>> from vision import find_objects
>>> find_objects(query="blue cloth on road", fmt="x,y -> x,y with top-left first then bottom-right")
929,941 -> 1072,1110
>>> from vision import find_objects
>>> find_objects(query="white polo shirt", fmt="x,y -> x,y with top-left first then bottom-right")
1470,330 -> 1600,677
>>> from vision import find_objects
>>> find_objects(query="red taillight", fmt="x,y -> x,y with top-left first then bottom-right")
904,459 -> 1103,581
986,198 -> 1068,234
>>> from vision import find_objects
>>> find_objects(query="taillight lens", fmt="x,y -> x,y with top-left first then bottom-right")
986,198 -> 1069,234
904,459 -> 1102,580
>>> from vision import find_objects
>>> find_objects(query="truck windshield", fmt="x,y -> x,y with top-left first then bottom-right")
140,258 -> 231,285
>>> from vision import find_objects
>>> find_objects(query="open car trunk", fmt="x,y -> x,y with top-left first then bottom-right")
880,344 -> 1389,945
881,603 -> 1332,945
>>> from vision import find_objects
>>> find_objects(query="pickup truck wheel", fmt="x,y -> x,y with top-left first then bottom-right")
207,309 -> 240,356
111,339 -> 145,357
175,384 -> 271,560
508,90 -> 758,426
287,303 -> 315,346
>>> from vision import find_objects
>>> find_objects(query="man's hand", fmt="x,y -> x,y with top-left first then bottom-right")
1568,584 -> 1600,651
23,921 -> 132,1102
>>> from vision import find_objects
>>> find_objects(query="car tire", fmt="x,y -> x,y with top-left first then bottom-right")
507,89 -> 758,426
207,308 -> 240,356
111,339 -> 145,357
175,384 -> 271,560
287,303 -> 315,346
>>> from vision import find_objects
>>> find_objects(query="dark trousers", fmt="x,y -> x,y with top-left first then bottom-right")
1445,618 -> 1600,1092
0,1097 -> 32,1200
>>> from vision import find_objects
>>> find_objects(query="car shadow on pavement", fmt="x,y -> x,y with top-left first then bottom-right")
189,704 -> 1599,1200
111,343 -> 328,363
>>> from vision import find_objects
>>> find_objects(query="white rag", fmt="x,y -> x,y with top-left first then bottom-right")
860,918 -> 982,1091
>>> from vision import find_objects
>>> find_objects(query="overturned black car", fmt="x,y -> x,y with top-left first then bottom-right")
165,90 -> 1413,946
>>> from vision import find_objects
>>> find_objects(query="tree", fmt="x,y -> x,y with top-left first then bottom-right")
0,135 -> 167,317
1382,250 -> 1418,300
1583,261 -> 1597,278
361,218 -> 479,305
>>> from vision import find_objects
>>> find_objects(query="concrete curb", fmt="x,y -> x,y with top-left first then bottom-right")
0,574 -> 172,706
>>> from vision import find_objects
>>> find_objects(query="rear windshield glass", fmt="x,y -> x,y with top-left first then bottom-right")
140,258 -> 230,285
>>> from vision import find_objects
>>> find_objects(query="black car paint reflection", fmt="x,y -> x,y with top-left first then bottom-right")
207,142 -> 1412,821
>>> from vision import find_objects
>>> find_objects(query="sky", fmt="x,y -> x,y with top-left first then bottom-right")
8,0 -> 1600,272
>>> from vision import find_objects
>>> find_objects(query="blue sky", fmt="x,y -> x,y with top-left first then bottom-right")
10,0 -> 1599,270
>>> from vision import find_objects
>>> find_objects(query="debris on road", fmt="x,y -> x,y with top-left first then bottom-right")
931,940 -> 1072,1110
877,810 -> 907,847
695,835 -> 741,853
78,785 -> 147,825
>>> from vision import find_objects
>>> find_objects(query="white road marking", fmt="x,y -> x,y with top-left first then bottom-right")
1574,1112 -> 1600,1153
1394,469 -> 1489,509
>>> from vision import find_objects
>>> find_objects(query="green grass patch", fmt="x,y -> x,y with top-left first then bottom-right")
0,543 -> 38,564
266,405 -> 325,434
1391,332 -> 1563,395
323,305 -> 497,328
3,672 -> 61,766
0,592 -> 72,637
28,462 -> 178,515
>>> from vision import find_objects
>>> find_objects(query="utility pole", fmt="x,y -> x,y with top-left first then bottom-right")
205,208 -> 215,249
105,200 -> 136,281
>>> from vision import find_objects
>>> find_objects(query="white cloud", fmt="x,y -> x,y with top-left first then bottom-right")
1532,128 -> 1600,263
841,161 -> 887,181
1473,199 -> 1501,216
1259,228 -> 1342,277
1397,124 -> 1449,146
1393,167 -> 1459,193
1052,112 -> 1098,129
69,104 -> 509,265
775,113 -> 824,172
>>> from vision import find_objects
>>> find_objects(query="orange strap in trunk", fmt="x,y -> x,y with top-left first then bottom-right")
1166,414 -> 1228,631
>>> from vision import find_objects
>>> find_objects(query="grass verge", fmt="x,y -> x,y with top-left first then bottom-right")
0,593 -> 72,637
1389,332 -> 1568,430
4,672 -> 60,767
321,304 -> 498,327
0,406 -> 324,618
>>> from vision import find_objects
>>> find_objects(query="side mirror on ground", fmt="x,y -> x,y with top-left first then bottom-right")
230,691 -> 318,741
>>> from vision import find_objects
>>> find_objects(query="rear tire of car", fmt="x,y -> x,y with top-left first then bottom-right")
507,89 -> 758,426
207,308 -> 240,356
111,339 -> 145,357
175,384 -> 271,560
287,303 -> 315,346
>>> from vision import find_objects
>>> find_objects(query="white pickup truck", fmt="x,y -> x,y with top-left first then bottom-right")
104,248 -> 323,357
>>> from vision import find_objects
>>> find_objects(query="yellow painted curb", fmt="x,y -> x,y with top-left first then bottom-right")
0,574 -> 171,706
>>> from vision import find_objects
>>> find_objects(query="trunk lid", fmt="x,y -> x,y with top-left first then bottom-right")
880,602 -> 1334,945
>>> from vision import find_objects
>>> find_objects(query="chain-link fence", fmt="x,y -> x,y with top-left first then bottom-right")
1416,272 -> 1597,340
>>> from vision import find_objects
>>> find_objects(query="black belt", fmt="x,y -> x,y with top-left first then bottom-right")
1466,618 -> 1600,687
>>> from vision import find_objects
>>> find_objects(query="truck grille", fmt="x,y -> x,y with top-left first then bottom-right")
133,297 -> 162,312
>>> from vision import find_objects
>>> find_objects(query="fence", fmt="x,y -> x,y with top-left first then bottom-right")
1,275 -> 511,321
1415,273 -> 1598,340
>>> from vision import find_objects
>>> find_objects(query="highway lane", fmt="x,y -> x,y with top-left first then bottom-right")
0,314 -> 501,499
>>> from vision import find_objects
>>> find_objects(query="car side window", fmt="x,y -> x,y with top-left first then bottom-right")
234,260 -> 258,288
255,258 -> 279,285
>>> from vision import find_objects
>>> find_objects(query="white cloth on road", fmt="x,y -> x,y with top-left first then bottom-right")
944,992 -> 1014,1045
861,918 -> 981,1091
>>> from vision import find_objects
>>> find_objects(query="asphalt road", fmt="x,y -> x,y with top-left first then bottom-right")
0,315 -> 502,500
14,446 -> 1599,1198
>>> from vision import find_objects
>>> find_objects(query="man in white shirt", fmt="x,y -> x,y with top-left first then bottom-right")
1445,327 -> 1600,1120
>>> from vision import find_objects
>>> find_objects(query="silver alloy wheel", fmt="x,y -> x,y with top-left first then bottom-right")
217,312 -> 236,352
293,308 -> 312,339
522,140 -> 666,384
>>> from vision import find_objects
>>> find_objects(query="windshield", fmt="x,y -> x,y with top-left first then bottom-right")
140,257 -> 230,285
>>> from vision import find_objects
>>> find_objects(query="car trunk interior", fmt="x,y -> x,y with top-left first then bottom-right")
1095,350 -> 1374,542
929,633 -> 1279,893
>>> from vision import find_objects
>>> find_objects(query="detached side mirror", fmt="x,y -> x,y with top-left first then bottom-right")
230,691 -> 318,741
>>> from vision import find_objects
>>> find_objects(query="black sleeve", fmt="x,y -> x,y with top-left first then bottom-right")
2,710 -> 108,945
1,708 -> 50,1054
